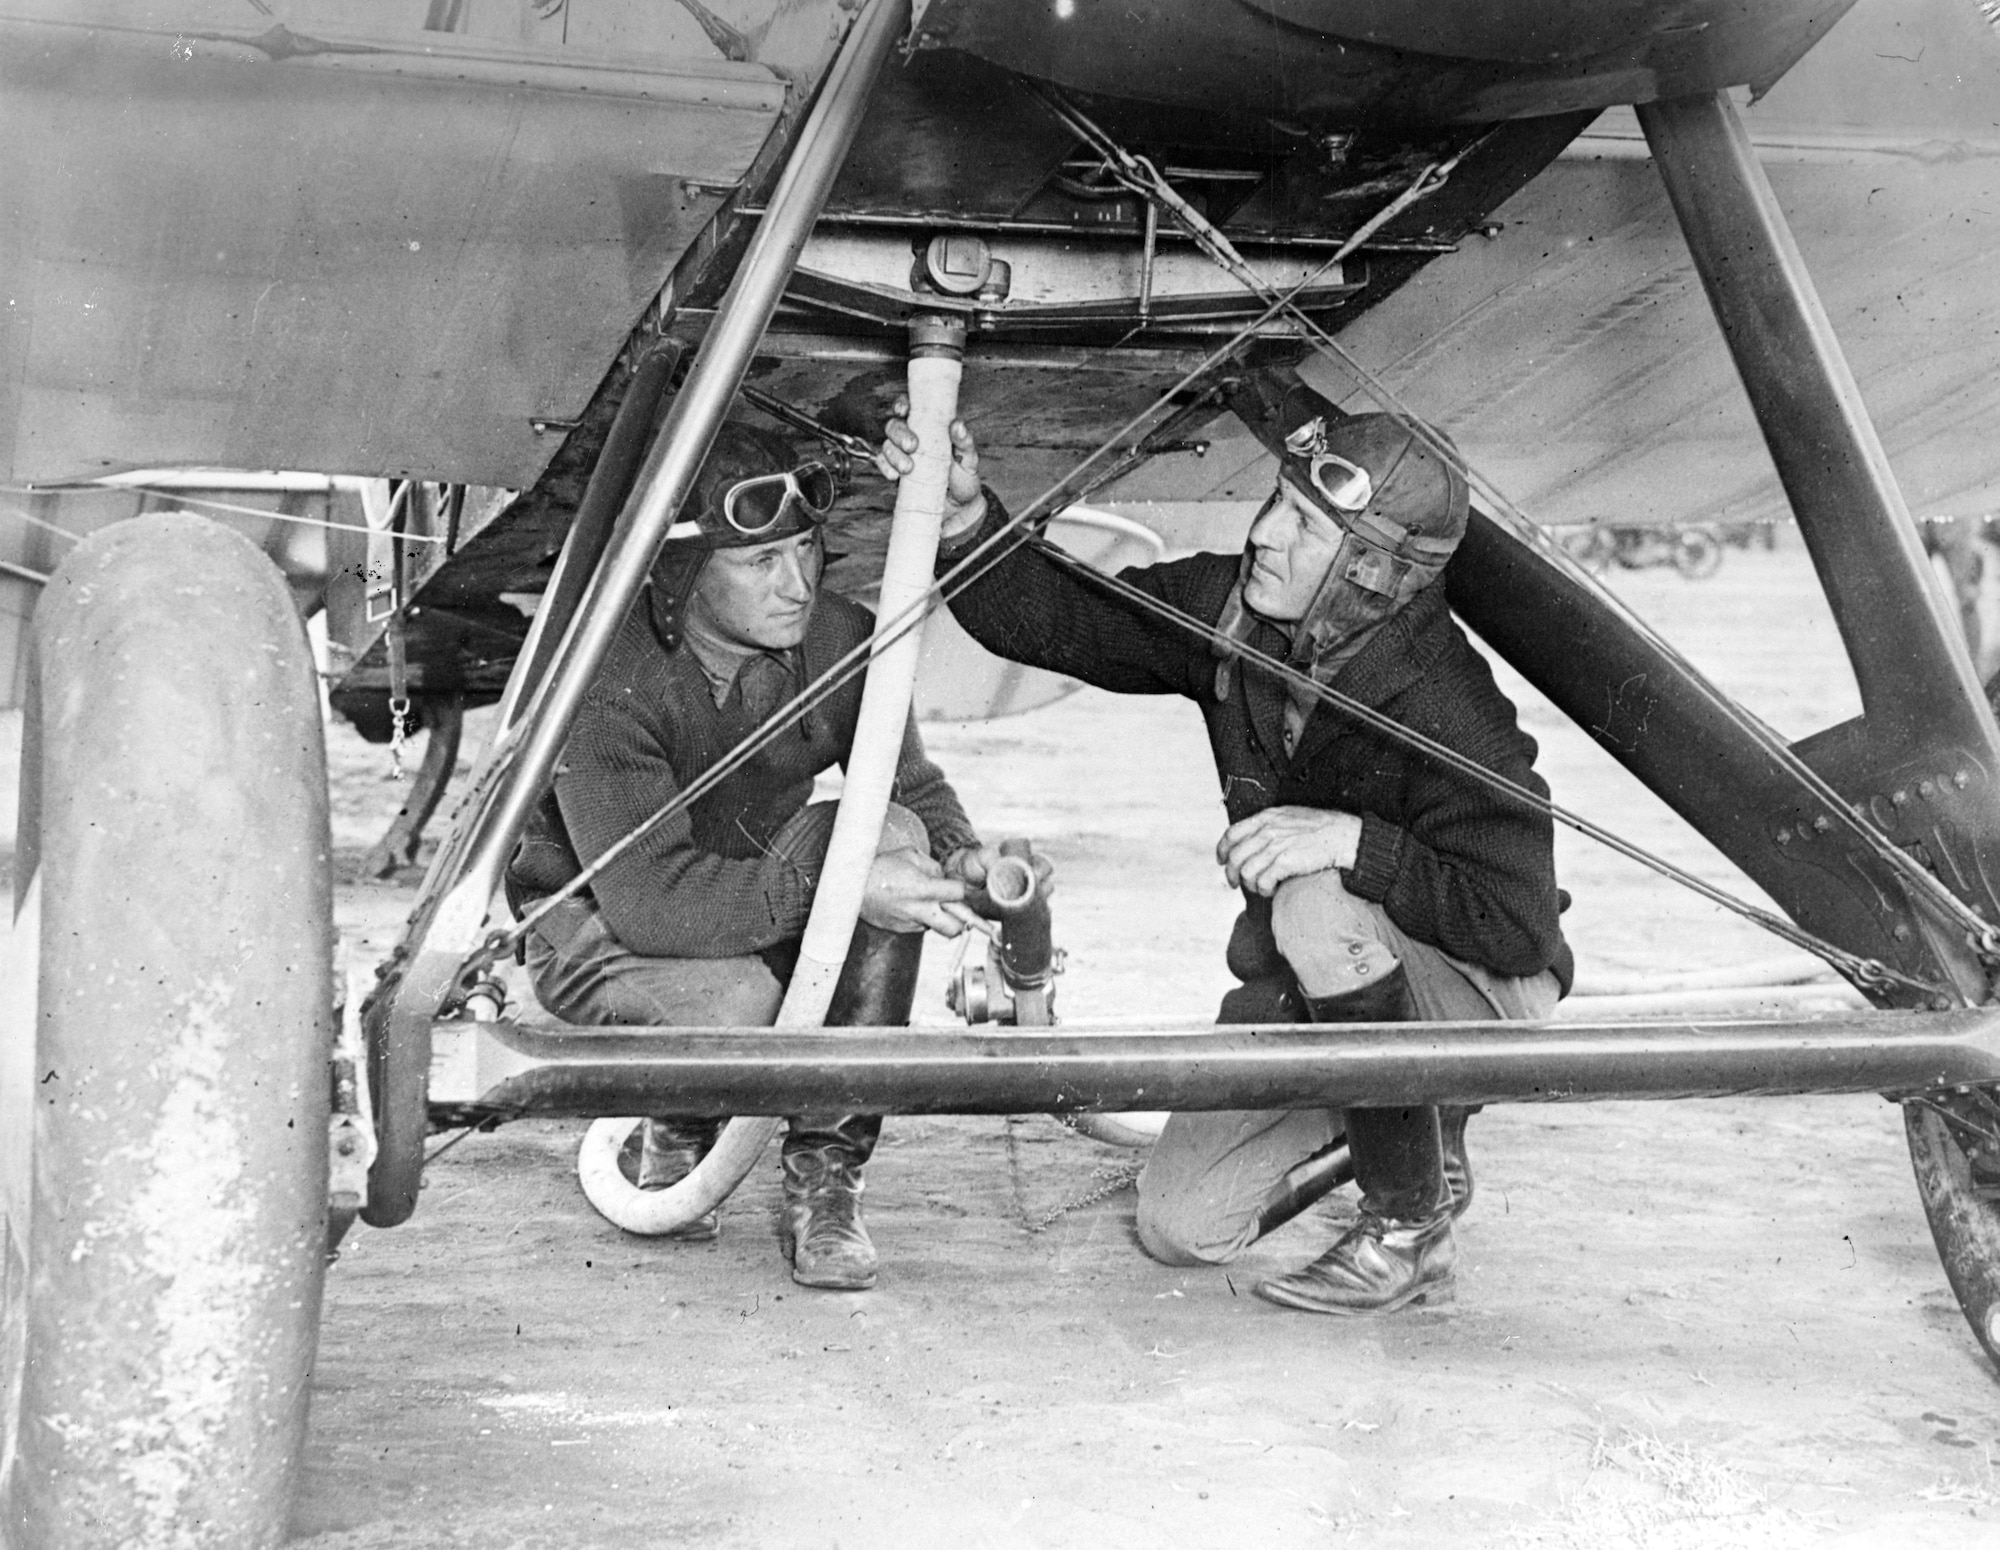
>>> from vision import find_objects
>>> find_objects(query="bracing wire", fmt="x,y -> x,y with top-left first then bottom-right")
487,437 -> 1944,999
1041,88 -> 2000,964
475,111 -> 1959,1002
1288,308 -> 1996,952
0,504 -> 82,543
1020,535 -> 1946,999
474,202 -> 1373,970
481,125 -> 1475,968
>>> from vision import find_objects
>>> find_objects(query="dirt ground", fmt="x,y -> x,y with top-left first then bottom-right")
16,540 -> 2000,1546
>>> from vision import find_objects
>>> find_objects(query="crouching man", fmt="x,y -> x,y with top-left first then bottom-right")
880,380 -> 1571,1314
508,422 -> 1021,1292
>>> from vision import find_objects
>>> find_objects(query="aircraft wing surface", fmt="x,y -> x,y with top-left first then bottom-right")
0,4 -> 785,485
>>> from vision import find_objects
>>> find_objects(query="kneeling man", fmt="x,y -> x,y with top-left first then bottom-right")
881,380 -> 1570,1314
510,422 -> 1012,1292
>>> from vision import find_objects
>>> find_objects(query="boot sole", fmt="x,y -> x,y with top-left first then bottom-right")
782,1227 -> 877,1290
789,1263 -> 877,1291
1253,1273 -> 1455,1316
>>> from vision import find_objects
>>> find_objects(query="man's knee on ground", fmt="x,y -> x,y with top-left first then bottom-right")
1135,1180 -> 1248,1268
1271,871 -> 1399,1000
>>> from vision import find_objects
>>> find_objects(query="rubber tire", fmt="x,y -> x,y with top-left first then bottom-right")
1,515 -> 334,1548
1905,1100 -> 2000,1373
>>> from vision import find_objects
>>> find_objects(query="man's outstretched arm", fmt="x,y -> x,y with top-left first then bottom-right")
879,406 -> 1228,696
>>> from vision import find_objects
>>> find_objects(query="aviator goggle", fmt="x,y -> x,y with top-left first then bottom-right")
664,460 -> 837,544
1282,419 -> 1375,514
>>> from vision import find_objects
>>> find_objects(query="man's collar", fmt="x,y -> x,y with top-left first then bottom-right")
680,608 -> 795,708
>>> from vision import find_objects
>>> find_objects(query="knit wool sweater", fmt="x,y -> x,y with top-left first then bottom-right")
508,592 -> 979,959
941,499 -> 1572,990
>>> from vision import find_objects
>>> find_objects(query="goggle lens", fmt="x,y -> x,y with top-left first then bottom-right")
1282,419 -> 1374,514
1307,453 -> 1374,513
720,461 -> 837,536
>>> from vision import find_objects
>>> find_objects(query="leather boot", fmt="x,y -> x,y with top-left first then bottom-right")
1251,1093 -> 1484,1235
780,923 -> 923,1291
1298,946 -> 1412,1022
1248,1138 -> 1351,1242
1278,960 -> 1472,1217
1256,966 -> 1457,1315
1256,1207 -> 1457,1316
782,1124 -> 880,1290
631,1116 -> 724,1241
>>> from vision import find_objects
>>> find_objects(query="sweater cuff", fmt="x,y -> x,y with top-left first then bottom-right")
1342,813 -> 1405,903
932,821 -> 984,870
935,487 -> 1006,565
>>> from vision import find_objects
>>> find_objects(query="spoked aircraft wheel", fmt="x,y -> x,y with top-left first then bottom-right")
1,515 -> 334,1547
1904,1097 -> 2000,1373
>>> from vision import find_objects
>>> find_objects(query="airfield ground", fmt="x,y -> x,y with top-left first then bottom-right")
8,538 -> 2000,1546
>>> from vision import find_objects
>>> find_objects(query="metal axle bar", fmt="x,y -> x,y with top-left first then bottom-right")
431,1011 -> 2000,1118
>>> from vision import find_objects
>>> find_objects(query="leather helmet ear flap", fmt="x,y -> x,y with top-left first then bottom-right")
644,544 -> 710,652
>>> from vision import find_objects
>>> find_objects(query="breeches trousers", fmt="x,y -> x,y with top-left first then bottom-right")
1135,869 -> 1559,1266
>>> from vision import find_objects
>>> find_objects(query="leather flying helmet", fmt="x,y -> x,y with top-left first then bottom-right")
648,421 -> 833,650
1210,373 -> 1471,696
1273,409 -> 1469,664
